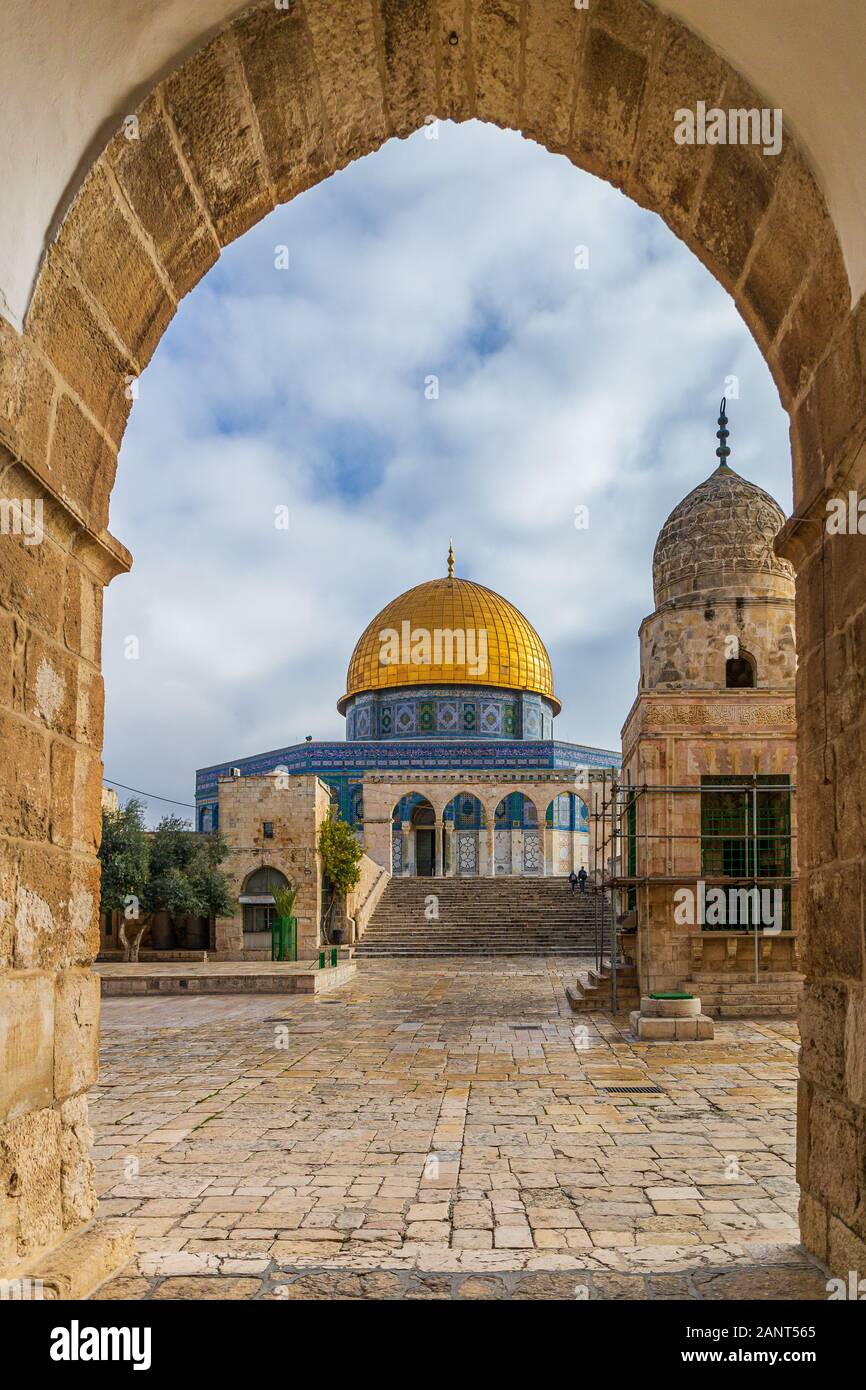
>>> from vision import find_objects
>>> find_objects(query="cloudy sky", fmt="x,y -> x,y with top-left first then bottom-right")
103,120 -> 792,825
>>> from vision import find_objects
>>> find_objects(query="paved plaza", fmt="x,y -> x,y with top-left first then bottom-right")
91,960 -> 827,1300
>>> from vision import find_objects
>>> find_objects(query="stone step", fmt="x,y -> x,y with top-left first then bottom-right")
362,877 -> 606,958
682,971 -> 804,984
357,948 -> 594,958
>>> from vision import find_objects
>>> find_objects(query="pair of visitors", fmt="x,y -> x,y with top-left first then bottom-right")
568,867 -> 588,895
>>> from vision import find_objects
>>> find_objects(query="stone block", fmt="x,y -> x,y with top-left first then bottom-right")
0,326 -> 56,472
0,519 -> 66,638
0,711 -> 50,842
109,93 -> 219,300
164,35 -> 274,247
375,0 -> 438,139
0,1105 -> 63,1264
571,23 -> 648,184
435,0 -> 473,122
674,1018 -> 697,1040
55,163 -> 175,365
54,969 -> 100,1101
695,136 -> 776,290
807,316 -> 865,469
28,253 -> 133,451
806,1093 -> 860,1226
235,5 -> 333,204
844,984 -> 866,1109
48,393 -> 116,530
635,1016 -> 676,1040
24,630 -> 78,738
62,562 -> 102,666
775,239 -> 850,401
0,839 -> 16,968
744,147 -> 837,345
799,979 -> 847,1094
469,0 -> 522,127
522,0 -> 586,149
15,1217 -> 135,1297
640,995 -> 700,1017
827,1215 -> 866,1283
302,0 -> 388,165
59,1094 -> 96,1228
695,1015 -> 715,1040
632,17 -> 723,234
0,970 -> 54,1120
798,1192 -> 828,1265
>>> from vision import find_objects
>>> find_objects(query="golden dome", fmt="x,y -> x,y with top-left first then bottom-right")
338,569 -> 559,714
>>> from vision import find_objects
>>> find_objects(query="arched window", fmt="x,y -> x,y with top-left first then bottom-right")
240,867 -> 289,939
726,651 -> 756,688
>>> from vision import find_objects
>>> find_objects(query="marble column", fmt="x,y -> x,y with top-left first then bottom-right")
401,821 -> 411,877
444,823 -> 454,876
434,819 -> 443,877
487,823 -> 496,876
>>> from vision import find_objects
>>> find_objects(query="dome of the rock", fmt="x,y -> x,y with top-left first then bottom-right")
338,573 -> 559,714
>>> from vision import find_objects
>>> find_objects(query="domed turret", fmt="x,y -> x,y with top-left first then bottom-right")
638,402 -> 796,694
652,402 -> 793,607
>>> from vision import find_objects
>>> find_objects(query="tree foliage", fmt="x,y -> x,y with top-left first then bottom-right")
99,801 -> 234,960
99,798 -> 149,915
317,810 -> 362,941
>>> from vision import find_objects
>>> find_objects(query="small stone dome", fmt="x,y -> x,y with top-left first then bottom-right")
652,462 -> 794,607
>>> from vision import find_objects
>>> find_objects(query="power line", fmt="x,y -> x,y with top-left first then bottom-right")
104,778 -> 196,809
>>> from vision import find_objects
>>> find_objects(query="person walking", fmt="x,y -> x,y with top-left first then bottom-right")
577,866 -> 588,895
568,870 -> 578,895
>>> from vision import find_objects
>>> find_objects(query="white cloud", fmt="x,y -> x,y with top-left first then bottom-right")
104,122 -> 791,824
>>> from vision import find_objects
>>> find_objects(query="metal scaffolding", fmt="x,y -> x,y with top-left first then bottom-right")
590,773 -> 798,1007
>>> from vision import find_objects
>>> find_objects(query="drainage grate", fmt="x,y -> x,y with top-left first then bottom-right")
601,1085 -> 663,1094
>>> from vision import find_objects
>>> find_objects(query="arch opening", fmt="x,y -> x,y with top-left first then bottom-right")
2,0 -> 864,1289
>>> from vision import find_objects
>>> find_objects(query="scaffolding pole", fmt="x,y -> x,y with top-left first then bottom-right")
589,776 -> 797,993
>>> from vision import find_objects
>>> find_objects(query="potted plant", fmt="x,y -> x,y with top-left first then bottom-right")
271,880 -> 299,961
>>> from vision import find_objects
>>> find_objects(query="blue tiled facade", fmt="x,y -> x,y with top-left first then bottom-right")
343,685 -> 557,741
195,735 -> 620,832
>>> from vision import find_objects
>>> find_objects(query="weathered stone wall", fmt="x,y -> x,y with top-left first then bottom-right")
215,772 -> 329,959
0,0 -> 862,1281
620,693 -> 798,994
639,597 -> 796,692
779,445 -> 866,1277
0,449 -> 128,1274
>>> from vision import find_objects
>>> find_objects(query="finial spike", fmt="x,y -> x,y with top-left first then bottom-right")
447,538 -> 455,579
716,396 -> 731,467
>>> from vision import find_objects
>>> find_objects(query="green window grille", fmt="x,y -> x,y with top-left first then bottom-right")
700,775 -> 791,930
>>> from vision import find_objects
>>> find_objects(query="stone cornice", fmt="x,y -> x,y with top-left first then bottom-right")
622,692 -> 795,752
363,769 -> 582,786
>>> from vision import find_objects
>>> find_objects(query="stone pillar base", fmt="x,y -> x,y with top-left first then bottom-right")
629,995 -> 714,1040
3,1218 -> 135,1301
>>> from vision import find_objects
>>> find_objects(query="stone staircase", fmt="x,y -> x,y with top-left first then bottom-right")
678,971 -> 804,1018
356,877 -> 605,958
567,961 -> 640,1012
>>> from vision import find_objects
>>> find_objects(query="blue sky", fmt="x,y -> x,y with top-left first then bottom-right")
103,121 -> 792,825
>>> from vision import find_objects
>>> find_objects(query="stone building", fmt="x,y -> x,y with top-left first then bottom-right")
613,406 -> 800,1012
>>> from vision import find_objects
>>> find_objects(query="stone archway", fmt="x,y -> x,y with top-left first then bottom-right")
1,0 -> 864,1284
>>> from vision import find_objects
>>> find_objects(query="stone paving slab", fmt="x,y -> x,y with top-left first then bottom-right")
91,959 -> 825,1300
